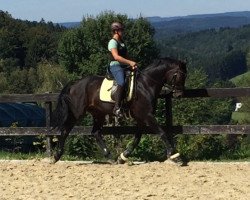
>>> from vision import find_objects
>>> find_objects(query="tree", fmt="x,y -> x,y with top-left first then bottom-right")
35,62 -> 73,93
219,50 -> 247,80
7,68 -> 33,94
0,10 -> 64,70
246,47 -> 250,70
24,25 -> 61,67
0,72 -> 8,93
58,12 -> 159,76
157,24 -> 250,82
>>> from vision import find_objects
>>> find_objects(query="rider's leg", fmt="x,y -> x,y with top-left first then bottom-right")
113,85 -> 124,117
110,65 -> 125,117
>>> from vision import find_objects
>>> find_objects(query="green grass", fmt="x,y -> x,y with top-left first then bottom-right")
230,71 -> 250,86
231,111 -> 250,123
0,151 -> 45,160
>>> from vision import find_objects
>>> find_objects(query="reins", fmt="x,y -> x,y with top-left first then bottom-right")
136,68 -> 163,86
136,67 -> 186,91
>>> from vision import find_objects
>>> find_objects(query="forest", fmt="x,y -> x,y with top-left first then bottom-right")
0,10 -> 249,161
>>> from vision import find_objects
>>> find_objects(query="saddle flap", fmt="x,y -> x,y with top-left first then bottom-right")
100,78 -> 115,103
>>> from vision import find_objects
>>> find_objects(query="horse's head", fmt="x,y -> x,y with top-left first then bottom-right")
164,58 -> 187,98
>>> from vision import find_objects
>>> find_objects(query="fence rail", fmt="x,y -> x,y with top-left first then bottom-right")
0,87 -> 249,137
0,87 -> 250,103
0,125 -> 249,136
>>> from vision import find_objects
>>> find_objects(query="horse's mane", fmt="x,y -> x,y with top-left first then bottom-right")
143,57 -> 185,72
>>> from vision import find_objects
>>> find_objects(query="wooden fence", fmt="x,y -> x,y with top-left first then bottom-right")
0,88 -> 250,154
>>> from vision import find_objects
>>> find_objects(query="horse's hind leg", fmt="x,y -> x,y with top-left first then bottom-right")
91,116 -> 113,161
54,120 -> 75,163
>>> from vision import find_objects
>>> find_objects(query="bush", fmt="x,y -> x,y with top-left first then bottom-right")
132,135 -> 166,161
64,135 -> 98,160
176,135 -> 226,160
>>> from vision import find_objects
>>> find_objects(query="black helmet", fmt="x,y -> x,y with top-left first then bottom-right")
111,22 -> 124,31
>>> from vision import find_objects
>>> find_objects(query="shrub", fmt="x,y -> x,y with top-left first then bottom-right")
176,135 -> 226,160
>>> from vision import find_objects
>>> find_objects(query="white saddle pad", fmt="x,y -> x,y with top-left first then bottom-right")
99,72 -> 135,103
99,78 -> 115,103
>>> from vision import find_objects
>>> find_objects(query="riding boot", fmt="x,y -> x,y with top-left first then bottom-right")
113,85 -> 124,118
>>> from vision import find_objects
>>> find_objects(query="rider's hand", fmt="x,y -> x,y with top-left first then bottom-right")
129,61 -> 137,70
132,65 -> 137,70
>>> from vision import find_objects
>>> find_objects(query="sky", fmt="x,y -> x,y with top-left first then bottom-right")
1,0 -> 250,23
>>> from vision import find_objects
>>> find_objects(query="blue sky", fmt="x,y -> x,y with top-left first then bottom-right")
1,0 -> 250,23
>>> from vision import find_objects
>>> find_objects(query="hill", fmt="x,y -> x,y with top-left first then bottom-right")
158,24 -> 250,82
148,11 -> 250,22
59,11 -> 250,39
151,11 -> 250,39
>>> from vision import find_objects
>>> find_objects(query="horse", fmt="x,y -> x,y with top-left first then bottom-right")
51,57 -> 187,164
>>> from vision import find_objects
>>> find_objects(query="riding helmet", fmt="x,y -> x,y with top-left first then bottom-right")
111,22 -> 124,31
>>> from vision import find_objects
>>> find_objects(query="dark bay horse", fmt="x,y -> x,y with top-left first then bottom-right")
51,57 -> 187,164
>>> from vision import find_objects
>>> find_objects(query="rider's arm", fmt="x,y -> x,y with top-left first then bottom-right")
110,48 -> 137,68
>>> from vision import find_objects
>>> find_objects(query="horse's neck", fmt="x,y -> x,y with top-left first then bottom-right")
140,65 -> 168,95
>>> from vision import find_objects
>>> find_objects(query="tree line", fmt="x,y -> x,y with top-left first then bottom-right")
158,26 -> 250,83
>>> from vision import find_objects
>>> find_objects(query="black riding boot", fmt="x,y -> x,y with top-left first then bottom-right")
113,85 -> 124,118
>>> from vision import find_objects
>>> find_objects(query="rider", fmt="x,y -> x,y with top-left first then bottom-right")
108,22 -> 137,117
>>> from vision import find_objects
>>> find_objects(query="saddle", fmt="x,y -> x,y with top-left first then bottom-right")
99,70 -> 136,103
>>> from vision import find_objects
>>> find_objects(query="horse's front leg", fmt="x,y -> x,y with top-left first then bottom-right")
144,114 -> 181,163
91,117 -> 113,161
117,126 -> 142,164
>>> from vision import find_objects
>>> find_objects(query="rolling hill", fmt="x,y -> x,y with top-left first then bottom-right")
59,11 -> 250,39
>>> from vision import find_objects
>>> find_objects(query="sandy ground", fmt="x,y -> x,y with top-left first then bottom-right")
0,160 -> 249,200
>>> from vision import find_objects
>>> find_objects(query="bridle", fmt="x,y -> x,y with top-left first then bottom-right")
166,69 -> 187,92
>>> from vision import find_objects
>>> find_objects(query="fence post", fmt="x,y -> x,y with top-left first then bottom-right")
45,101 -> 52,157
164,94 -> 175,144
165,94 -> 173,127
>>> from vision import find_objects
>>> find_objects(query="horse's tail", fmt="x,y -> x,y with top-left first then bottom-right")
51,82 -> 73,131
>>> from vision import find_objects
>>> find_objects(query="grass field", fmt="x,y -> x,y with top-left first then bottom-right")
231,111 -> 250,123
230,71 -> 250,85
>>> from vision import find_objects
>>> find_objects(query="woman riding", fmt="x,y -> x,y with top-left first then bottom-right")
108,22 -> 137,117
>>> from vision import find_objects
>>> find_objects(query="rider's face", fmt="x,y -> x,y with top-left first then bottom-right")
117,29 -> 124,36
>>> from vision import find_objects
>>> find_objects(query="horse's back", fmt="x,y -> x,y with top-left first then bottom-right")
69,75 -> 103,94
69,75 -> 104,102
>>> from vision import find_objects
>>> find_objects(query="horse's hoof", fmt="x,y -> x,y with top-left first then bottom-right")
117,152 -> 129,164
117,156 -> 126,164
168,153 -> 187,166
53,155 -> 61,164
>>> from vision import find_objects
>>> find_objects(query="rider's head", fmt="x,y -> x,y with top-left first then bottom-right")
111,22 -> 124,35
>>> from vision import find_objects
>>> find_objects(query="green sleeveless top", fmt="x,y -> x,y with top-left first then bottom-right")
108,38 -> 127,67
